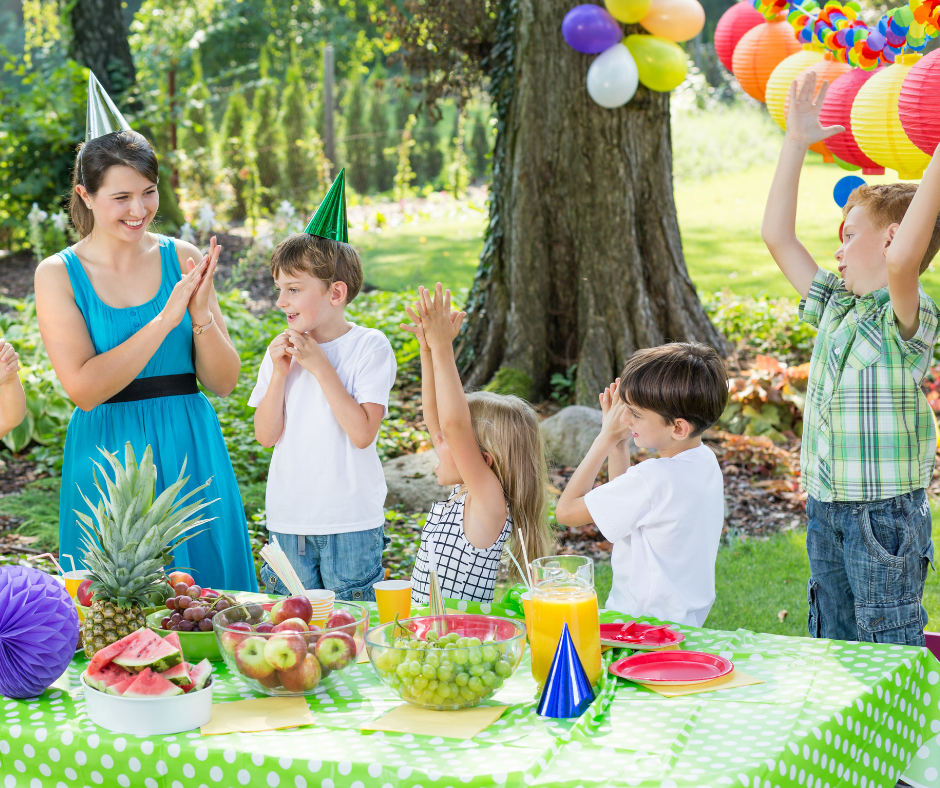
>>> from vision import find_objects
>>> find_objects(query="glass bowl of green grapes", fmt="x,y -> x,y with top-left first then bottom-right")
365,614 -> 526,710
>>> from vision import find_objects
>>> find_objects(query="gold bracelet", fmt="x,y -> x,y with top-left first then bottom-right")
192,312 -> 215,335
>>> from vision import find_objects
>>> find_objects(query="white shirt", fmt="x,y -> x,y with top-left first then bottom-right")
584,444 -> 725,627
248,324 -> 397,535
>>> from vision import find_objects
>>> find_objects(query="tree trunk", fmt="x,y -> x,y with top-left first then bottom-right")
68,0 -> 136,97
458,0 -> 726,404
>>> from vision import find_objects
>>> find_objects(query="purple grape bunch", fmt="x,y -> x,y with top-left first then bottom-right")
161,584 -> 235,633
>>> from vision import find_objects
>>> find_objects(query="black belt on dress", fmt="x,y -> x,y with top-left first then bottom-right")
105,373 -> 199,404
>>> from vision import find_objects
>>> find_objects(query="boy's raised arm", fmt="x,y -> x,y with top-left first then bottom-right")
761,74 -> 842,298
886,150 -> 940,339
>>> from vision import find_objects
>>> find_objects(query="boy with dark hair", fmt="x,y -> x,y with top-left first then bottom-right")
556,342 -> 729,626
250,171 -> 396,601
761,74 -> 940,645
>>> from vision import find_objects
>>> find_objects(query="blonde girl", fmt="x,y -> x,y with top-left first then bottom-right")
402,284 -> 553,604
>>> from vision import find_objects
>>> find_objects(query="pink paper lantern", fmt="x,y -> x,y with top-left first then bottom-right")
818,67 -> 886,175
714,2 -> 765,73
898,48 -> 940,156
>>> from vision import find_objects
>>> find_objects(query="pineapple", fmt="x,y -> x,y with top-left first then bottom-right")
76,442 -> 215,657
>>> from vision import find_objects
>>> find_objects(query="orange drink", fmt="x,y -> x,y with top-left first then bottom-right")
529,585 -> 602,687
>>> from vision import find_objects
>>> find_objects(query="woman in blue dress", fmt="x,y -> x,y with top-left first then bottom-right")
34,128 -> 257,591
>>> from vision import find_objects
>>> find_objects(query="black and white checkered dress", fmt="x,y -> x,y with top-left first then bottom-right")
411,487 -> 512,605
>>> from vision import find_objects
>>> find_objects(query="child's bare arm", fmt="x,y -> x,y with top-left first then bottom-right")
253,333 -> 292,447
556,383 -> 632,527
0,341 -> 26,437
761,74 -> 843,298
420,284 -> 505,547
402,302 -> 443,452
886,150 -> 940,339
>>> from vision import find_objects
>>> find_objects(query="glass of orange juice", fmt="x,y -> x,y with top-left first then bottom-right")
528,555 -> 601,688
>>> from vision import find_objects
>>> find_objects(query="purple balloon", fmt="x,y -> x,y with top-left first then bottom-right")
0,566 -> 79,699
562,4 -> 623,54
866,31 -> 886,52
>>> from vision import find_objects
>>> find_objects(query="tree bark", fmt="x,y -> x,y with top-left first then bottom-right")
68,0 -> 136,97
458,0 -> 726,403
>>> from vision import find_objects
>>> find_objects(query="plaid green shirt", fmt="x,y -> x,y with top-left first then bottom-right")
799,269 -> 940,502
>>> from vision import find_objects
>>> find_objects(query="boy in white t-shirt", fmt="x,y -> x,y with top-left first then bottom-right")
555,343 -> 728,627
249,174 -> 396,601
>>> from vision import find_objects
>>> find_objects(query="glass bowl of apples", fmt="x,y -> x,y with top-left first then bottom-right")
365,614 -> 526,710
212,596 -> 368,695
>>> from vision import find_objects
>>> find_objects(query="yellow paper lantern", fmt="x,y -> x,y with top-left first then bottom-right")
851,54 -> 931,180
765,48 -> 823,131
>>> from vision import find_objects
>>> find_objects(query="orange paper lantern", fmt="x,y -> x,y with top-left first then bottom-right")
851,54 -> 931,180
731,20 -> 802,103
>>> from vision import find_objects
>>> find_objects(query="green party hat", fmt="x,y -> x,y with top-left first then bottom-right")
304,168 -> 348,242
86,70 -> 132,142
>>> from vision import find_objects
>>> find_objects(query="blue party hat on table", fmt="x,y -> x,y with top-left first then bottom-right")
536,623 -> 595,718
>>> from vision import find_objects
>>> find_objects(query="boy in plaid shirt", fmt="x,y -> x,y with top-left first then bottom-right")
762,73 -> 940,646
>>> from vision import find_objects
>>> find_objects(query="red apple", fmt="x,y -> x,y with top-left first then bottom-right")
263,632 -> 306,671
273,617 -> 309,633
270,595 -> 313,626
220,621 -> 253,655
254,622 -> 275,634
76,579 -> 94,607
235,636 -> 275,679
315,631 -> 356,671
257,671 -> 282,689
325,609 -> 358,637
278,653 -> 322,692
168,570 -> 195,588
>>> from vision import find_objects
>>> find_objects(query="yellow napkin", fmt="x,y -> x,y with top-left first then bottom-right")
361,703 -> 507,739
641,668 -> 763,698
201,696 -> 314,735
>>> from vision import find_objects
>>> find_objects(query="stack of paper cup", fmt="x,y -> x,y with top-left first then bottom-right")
304,589 -> 335,626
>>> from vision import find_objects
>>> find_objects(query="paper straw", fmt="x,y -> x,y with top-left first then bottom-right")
259,542 -> 305,596
29,553 -> 67,576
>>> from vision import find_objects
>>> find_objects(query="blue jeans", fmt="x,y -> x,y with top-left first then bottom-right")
260,527 -> 387,602
806,490 -> 934,646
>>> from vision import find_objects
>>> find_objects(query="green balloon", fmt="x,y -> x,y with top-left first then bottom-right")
624,34 -> 688,93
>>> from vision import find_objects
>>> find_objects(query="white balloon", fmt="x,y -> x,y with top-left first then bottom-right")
586,43 -> 639,108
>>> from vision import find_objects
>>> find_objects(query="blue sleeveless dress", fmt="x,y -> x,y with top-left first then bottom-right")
56,236 -> 258,591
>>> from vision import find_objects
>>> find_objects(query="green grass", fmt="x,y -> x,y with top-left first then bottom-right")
358,212 -> 486,292
592,502 -> 940,637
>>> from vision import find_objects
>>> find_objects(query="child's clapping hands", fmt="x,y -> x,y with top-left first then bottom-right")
0,341 -> 20,386
598,378 -> 632,446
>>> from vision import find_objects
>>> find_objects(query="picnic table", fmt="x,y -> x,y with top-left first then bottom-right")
2,600 -> 939,787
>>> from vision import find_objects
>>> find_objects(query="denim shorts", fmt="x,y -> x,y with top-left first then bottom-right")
259,526 -> 387,602
806,489 -> 934,646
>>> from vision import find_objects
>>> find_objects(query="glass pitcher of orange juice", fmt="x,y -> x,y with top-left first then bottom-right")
528,555 -> 602,688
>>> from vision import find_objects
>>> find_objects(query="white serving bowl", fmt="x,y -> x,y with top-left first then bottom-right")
80,673 -> 213,735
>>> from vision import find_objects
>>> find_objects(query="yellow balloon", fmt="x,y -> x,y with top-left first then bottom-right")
624,34 -> 689,92
605,0 -> 652,24
639,0 -> 706,43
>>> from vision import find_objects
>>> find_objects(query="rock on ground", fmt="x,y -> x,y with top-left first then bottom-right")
540,405 -> 604,468
383,450 -> 451,513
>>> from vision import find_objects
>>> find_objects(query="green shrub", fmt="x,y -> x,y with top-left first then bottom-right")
484,367 -> 533,400
219,91 -> 252,221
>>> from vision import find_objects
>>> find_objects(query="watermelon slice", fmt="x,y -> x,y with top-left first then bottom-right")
163,631 -> 183,654
187,659 -> 212,692
122,668 -> 182,697
159,662 -> 192,686
113,629 -> 182,673
107,674 -> 138,696
88,630 -> 144,674
85,662 -> 133,692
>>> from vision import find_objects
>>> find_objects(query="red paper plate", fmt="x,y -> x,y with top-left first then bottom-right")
600,622 -> 684,650
609,650 -> 733,686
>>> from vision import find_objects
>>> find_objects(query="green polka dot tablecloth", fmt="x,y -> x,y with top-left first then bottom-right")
2,600 -> 939,788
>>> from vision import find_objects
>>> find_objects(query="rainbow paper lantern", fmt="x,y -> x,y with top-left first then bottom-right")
851,53 -> 931,179
714,2 -> 765,72
819,66 -> 886,174
732,19 -> 802,102
898,48 -> 940,156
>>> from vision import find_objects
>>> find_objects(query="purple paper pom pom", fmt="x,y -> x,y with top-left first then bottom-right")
0,566 -> 79,699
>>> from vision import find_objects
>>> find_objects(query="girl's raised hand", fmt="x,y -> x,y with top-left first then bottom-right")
186,236 -> 221,323
0,341 -> 20,386
785,72 -> 844,147
401,304 -> 428,350
417,284 -> 465,348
